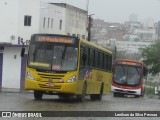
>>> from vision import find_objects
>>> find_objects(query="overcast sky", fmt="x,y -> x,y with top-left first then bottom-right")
48,0 -> 160,23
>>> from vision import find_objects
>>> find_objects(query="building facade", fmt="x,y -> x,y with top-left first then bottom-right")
53,3 -> 88,39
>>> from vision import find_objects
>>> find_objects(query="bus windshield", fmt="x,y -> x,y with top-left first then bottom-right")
113,65 -> 141,86
28,42 -> 78,71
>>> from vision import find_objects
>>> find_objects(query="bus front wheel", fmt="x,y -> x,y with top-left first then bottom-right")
141,88 -> 145,97
76,82 -> 87,102
135,95 -> 140,98
113,92 -> 118,97
34,90 -> 43,100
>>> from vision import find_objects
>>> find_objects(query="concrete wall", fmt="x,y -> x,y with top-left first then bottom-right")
2,47 -> 22,88
17,0 -> 41,45
65,4 -> 87,39
0,0 -> 41,45
0,0 -> 19,43
39,2 -> 65,34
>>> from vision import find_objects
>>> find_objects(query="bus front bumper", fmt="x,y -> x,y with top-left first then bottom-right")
25,79 -> 78,94
111,85 -> 141,95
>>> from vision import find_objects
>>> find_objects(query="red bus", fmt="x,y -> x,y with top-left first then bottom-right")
111,59 -> 148,98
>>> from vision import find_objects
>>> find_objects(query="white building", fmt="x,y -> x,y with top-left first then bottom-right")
115,41 -> 153,53
129,13 -> 138,22
53,3 -> 88,39
0,0 -> 87,90
0,0 -> 66,45
133,28 -> 157,41
123,34 -> 139,41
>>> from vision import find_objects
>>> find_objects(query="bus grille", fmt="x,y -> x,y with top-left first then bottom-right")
37,73 -> 65,82
115,89 -> 136,93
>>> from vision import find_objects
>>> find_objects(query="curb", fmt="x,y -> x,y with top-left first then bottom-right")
0,88 -> 33,94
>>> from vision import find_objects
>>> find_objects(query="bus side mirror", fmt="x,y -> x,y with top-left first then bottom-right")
143,68 -> 148,76
21,48 -> 25,57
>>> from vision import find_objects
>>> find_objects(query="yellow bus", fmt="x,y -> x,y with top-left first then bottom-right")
22,34 -> 112,101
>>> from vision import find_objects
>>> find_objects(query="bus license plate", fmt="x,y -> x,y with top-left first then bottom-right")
46,83 -> 54,87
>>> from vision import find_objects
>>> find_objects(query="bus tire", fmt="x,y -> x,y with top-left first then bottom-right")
113,92 -> 118,97
141,88 -> 145,97
135,95 -> 140,98
90,94 -> 96,101
34,90 -> 43,100
119,93 -> 124,97
58,93 -> 70,99
76,82 -> 87,102
96,84 -> 103,101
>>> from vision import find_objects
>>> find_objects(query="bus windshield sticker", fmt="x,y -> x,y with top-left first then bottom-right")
122,62 -> 136,65
52,65 -> 61,70
29,62 -> 50,67
36,36 -> 74,44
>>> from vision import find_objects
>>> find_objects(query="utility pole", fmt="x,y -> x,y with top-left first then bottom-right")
86,0 -> 94,42
88,14 -> 94,41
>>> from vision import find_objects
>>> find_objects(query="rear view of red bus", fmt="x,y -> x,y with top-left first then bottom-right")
111,59 -> 148,98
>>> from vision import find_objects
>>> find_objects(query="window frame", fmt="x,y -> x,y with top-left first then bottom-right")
24,15 -> 32,26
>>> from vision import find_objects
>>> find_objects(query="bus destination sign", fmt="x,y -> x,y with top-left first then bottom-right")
117,61 -> 141,67
36,36 -> 74,44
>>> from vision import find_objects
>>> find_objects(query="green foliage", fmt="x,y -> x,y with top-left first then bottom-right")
146,81 -> 160,86
145,87 -> 155,95
141,40 -> 160,76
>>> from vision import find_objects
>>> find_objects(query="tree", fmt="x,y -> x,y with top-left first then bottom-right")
140,40 -> 160,76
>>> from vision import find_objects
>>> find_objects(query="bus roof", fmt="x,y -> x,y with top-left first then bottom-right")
114,59 -> 148,69
79,38 -> 112,55
115,59 -> 143,64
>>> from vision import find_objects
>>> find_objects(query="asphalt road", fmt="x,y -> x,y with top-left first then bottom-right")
0,91 -> 159,120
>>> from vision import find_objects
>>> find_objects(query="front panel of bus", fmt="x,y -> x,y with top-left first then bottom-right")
111,60 -> 143,95
25,34 -> 80,94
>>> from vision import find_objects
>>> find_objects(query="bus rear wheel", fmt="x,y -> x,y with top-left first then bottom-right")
96,85 -> 103,100
34,90 -> 43,100
90,85 -> 103,101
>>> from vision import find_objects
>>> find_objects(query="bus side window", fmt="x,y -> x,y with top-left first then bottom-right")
104,54 -> 107,70
99,52 -> 103,69
106,54 -> 109,70
95,50 -> 99,68
80,46 -> 86,67
109,55 -> 112,71
90,48 -> 94,67
86,47 -> 89,66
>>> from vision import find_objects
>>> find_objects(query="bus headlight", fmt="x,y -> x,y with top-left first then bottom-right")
67,76 -> 77,82
26,72 -> 35,80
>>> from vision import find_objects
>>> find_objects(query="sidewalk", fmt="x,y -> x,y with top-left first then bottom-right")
0,87 -> 33,93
